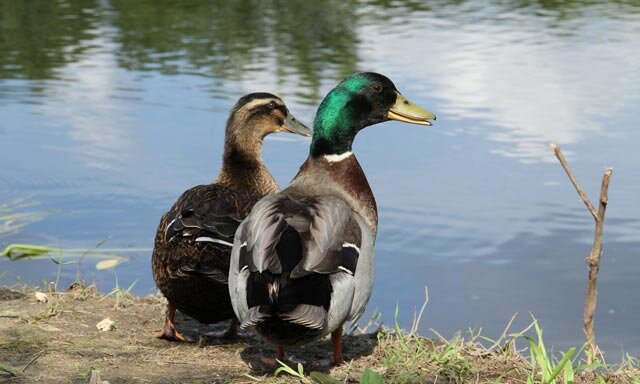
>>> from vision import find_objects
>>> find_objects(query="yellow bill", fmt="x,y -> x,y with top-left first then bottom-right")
387,91 -> 436,126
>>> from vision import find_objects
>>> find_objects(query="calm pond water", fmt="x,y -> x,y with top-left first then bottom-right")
2,0 -> 640,360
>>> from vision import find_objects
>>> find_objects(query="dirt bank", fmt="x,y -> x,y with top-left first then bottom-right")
0,285 -> 638,383
0,285 -> 380,383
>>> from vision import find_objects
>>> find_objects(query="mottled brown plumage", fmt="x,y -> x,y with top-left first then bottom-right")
152,93 -> 311,342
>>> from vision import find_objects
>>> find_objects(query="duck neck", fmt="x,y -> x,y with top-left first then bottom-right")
309,131 -> 354,158
215,134 -> 278,194
309,89 -> 360,158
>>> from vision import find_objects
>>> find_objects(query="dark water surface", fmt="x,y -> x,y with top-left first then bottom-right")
2,0 -> 640,360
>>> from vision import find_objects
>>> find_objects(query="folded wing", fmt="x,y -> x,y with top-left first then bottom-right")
229,193 -> 375,333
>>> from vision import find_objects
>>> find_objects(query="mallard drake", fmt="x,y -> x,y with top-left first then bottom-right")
152,93 -> 312,342
229,73 -> 436,364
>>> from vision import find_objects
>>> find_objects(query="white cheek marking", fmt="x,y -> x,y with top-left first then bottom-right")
323,151 -> 353,163
240,99 -> 272,112
195,237 -> 234,247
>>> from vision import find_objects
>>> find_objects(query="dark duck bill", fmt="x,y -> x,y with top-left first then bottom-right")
280,113 -> 313,136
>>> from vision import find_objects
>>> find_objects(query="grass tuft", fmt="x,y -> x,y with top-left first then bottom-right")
99,273 -> 138,309
523,316 -> 576,384
378,327 -> 472,383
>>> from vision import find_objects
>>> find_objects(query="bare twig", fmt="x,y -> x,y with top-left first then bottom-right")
583,167 -> 612,362
21,351 -> 44,373
551,144 -> 599,220
551,143 -> 613,364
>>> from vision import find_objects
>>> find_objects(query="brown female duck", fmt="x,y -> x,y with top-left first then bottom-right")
152,93 -> 311,342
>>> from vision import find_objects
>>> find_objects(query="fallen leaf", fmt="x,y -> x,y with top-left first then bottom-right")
35,292 -> 49,303
96,318 -> 116,332
96,258 -> 121,270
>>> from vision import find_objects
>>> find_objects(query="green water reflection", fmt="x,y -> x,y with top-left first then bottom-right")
2,0 -> 639,98
0,0 -> 99,79
1,0 -> 365,102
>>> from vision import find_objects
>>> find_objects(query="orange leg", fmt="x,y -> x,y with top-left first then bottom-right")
155,302 -> 193,342
277,345 -> 286,361
260,345 -> 287,366
330,325 -> 344,365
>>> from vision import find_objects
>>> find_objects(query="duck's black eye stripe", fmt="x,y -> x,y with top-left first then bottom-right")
275,105 -> 287,115
248,104 -> 287,119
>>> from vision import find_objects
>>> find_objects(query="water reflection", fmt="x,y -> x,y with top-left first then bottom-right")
1,0 -> 361,105
34,30 -> 133,170
357,1 -> 640,162
0,0 -> 100,80
108,0 -> 361,103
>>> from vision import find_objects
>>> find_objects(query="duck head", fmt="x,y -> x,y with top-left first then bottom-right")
226,93 -> 312,144
310,72 -> 436,156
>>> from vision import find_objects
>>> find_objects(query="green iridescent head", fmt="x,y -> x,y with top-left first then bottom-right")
310,72 -> 436,156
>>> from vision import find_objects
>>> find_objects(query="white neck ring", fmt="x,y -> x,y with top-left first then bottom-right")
323,151 -> 353,163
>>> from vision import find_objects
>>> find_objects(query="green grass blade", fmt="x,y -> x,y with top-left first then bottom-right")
524,336 -> 540,367
310,372 -> 342,384
564,353 -> 576,384
532,319 -> 553,377
546,348 -> 575,384
274,360 -> 304,378
243,373 -> 262,382
360,368 -> 384,384
125,278 -> 139,294
394,302 -> 402,335
0,363 -> 17,377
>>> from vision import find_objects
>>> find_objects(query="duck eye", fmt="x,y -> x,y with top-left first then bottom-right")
268,101 -> 277,109
371,83 -> 382,93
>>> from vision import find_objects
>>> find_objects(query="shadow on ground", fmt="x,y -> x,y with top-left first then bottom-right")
239,332 -> 379,374
171,307 -> 380,374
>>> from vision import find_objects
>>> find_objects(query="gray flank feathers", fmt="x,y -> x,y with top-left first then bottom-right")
281,304 -> 327,330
